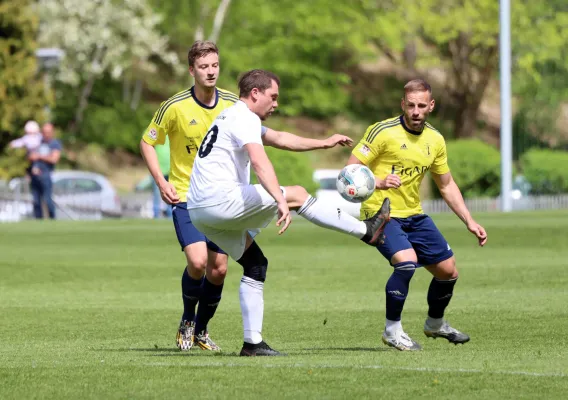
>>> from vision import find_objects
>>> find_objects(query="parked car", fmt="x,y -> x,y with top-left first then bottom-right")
313,169 -> 361,217
8,170 -> 122,220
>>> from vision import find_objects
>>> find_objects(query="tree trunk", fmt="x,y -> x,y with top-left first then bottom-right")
70,45 -> 105,136
208,0 -> 232,43
130,79 -> 143,110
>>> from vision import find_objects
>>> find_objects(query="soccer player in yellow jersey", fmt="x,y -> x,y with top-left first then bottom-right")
347,79 -> 488,351
140,41 -> 354,352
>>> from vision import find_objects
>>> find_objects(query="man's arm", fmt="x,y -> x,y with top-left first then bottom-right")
345,154 -> 401,190
432,172 -> 487,246
245,142 -> 290,234
262,128 -> 352,152
39,150 -> 61,165
140,139 -> 179,204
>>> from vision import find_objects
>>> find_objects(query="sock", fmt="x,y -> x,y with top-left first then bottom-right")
239,276 -> 264,344
181,267 -> 204,322
427,277 -> 458,319
385,319 -> 403,336
385,262 -> 416,321
297,195 -> 366,238
194,278 -> 224,335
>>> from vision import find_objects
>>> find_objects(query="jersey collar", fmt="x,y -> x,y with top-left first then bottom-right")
190,86 -> 219,110
400,115 -> 423,136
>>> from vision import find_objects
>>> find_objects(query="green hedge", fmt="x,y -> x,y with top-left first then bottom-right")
251,146 -> 317,195
521,149 -> 568,194
77,103 -> 153,153
434,139 -> 501,198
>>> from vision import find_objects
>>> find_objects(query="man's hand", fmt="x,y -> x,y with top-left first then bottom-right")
467,220 -> 487,246
376,174 -> 401,190
159,181 -> 180,204
28,152 -> 40,161
275,200 -> 291,235
322,134 -> 353,149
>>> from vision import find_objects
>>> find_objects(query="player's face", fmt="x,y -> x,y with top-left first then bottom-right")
190,53 -> 219,89
401,91 -> 435,131
255,80 -> 279,121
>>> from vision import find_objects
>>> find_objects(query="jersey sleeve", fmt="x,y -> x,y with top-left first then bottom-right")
232,114 -> 263,147
431,137 -> 450,175
351,123 -> 383,165
142,102 -> 174,146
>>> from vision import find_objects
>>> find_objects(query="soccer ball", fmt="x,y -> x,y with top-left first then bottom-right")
336,164 -> 375,203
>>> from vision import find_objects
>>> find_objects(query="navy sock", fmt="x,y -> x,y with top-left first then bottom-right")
194,278 -> 224,335
385,262 -> 417,321
181,267 -> 204,322
427,277 -> 457,319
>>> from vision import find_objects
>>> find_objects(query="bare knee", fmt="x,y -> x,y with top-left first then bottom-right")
184,247 -> 208,279
206,252 -> 228,284
427,257 -> 458,280
285,185 -> 309,209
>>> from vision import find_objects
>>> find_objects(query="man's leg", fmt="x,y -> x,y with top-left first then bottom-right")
30,176 -> 43,219
409,215 -> 469,345
237,234 -> 281,357
42,176 -> 56,219
193,246 -> 228,351
285,185 -> 389,245
172,203 -> 209,351
423,257 -> 469,344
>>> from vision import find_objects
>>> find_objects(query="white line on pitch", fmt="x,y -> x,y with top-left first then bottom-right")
142,362 -> 566,378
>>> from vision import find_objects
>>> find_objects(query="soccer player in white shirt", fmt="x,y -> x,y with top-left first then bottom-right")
187,69 -> 390,356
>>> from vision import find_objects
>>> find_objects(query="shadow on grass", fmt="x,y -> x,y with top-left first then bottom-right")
301,347 -> 390,352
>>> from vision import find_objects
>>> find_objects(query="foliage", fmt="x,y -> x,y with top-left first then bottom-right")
78,102 -> 154,153
432,139 -> 501,198
36,0 -> 182,87
521,149 -> 568,194
0,0 -> 48,148
252,147 -> 318,195
0,148 -> 30,180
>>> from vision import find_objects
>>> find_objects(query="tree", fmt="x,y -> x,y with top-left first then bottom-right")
36,0 -> 183,133
0,0 -> 47,149
384,0 -> 567,138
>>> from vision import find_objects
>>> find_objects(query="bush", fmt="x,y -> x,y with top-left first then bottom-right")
75,103 -> 154,153
252,147 -> 318,195
0,148 -> 29,180
432,139 -> 501,198
521,149 -> 568,194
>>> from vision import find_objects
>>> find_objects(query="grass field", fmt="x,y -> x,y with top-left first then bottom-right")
1,211 -> 568,399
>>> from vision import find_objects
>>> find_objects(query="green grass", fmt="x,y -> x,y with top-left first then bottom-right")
1,212 -> 568,399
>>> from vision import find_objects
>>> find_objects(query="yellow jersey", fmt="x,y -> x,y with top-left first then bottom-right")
352,115 -> 450,219
142,87 -> 238,202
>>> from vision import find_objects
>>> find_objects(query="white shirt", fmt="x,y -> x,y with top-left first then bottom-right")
187,100 -> 265,208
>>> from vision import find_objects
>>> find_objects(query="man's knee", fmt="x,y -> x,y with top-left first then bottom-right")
285,185 -> 309,209
428,257 -> 458,280
207,253 -> 228,283
237,241 -> 268,282
184,244 -> 208,275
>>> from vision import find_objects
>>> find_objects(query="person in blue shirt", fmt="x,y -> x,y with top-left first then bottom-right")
28,123 -> 62,219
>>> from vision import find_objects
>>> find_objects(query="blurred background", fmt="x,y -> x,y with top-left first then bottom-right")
1,0 -> 567,222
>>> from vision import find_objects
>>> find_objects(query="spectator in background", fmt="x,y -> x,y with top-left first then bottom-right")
28,123 -> 62,219
152,135 -> 172,219
9,120 -> 43,152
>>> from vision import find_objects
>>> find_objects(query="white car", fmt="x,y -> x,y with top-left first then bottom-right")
6,170 -> 122,220
313,169 -> 361,217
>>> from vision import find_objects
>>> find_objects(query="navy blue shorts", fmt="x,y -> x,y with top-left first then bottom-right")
172,202 -> 225,254
377,214 -> 453,266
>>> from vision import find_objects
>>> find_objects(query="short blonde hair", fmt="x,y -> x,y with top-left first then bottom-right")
404,79 -> 432,95
187,41 -> 219,67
